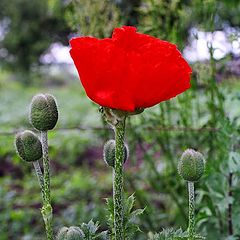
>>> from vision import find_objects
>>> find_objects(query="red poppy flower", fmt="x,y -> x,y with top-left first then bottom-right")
70,26 -> 192,112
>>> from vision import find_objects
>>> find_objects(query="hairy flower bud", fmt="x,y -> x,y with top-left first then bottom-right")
15,130 -> 42,162
103,139 -> 129,167
30,93 -> 58,131
178,149 -> 205,182
57,226 -> 84,240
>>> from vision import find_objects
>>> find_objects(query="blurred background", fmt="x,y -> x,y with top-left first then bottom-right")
0,0 -> 240,239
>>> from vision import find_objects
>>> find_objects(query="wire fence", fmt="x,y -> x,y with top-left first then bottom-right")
0,125 -> 219,136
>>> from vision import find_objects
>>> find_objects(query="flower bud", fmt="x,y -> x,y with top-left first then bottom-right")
103,139 -> 129,167
30,93 -> 58,131
15,130 -> 42,162
178,149 -> 205,182
57,226 -> 84,240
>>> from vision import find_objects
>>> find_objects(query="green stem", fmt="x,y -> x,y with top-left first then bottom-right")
113,118 -> 126,240
41,131 -> 54,240
188,181 -> 195,240
32,161 -> 45,202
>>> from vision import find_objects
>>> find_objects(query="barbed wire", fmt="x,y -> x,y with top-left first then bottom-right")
0,125 -> 218,136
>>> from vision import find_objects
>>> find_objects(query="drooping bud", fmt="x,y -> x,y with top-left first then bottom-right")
30,93 -> 58,131
103,139 -> 129,167
57,226 -> 84,240
178,149 -> 205,182
15,130 -> 42,162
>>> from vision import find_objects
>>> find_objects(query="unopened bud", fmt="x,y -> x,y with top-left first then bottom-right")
30,93 -> 58,131
15,130 -> 42,162
178,149 -> 205,182
103,139 -> 129,167
57,226 -> 84,240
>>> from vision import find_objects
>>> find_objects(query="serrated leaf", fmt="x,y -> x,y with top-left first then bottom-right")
125,193 -> 135,214
95,230 -> 110,240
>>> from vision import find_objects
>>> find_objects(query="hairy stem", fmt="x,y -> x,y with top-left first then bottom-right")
113,118 -> 126,240
188,181 -> 195,240
33,161 -> 45,202
41,131 -> 53,240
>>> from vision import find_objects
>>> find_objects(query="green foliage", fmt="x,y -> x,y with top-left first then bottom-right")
138,0 -> 190,49
65,0 -> 120,38
187,0 -> 240,31
106,194 -> 144,239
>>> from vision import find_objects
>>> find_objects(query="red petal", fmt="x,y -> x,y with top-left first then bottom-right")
69,26 -> 192,111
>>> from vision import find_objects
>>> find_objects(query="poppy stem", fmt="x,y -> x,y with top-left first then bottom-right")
32,160 -> 45,201
113,118 -> 126,240
40,131 -> 54,240
188,181 -> 195,240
